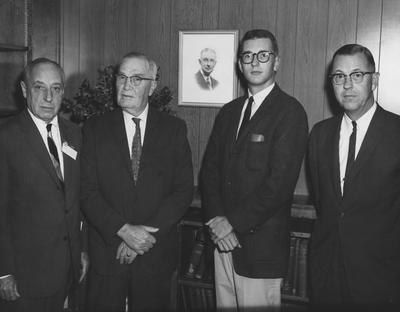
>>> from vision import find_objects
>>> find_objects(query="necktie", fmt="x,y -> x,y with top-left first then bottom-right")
131,118 -> 142,183
344,121 -> 357,192
206,76 -> 212,90
46,123 -> 63,181
237,96 -> 254,140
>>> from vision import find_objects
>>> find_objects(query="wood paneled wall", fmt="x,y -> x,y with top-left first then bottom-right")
59,0 -> 400,195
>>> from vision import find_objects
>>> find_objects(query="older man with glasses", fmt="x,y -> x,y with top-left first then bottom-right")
81,51 -> 193,312
308,44 -> 400,310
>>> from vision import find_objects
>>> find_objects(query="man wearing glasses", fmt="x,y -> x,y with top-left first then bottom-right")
81,52 -> 193,311
201,29 -> 308,310
308,44 -> 400,309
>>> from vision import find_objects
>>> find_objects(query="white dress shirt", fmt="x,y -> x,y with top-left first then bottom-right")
236,83 -> 275,137
123,104 -> 148,156
339,103 -> 377,194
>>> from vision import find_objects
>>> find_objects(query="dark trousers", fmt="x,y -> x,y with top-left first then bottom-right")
0,266 -> 72,312
86,265 -> 172,312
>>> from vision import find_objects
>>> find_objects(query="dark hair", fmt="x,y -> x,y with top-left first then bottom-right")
239,29 -> 279,55
22,58 -> 65,85
118,51 -> 159,80
332,44 -> 375,71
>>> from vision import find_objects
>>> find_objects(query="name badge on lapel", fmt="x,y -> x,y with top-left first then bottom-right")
62,142 -> 77,160
250,133 -> 265,142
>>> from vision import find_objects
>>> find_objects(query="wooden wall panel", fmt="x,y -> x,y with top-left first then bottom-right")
32,0 -> 60,61
103,0 -> 128,66
57,0 -> 400,195
79,0 -> 105,83
377,0 -> 400,115
60,0 -> 81,99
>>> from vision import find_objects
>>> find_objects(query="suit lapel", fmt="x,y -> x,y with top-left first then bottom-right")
110,109 -> 133,180
19,109 -> 62,187
235,85 -> 280,147
330,116 -> 342,198
346,105 -> 385,184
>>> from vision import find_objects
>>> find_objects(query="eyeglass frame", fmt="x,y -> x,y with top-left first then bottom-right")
329,71 -> 375,85
239,50 -> 275,64
116,73 -> 156,86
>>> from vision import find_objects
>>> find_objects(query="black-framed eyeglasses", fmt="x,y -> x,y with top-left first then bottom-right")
240,50 -> 275,64
116,74 -> 155,86
330,71 -> 375,85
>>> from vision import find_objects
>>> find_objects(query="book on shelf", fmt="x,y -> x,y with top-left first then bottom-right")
298,238 -> 308,298
185,228 -> 205,279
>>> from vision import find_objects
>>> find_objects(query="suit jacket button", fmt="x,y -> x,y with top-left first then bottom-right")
63,236 -> 68,241
65,210 -> 68,214
340,212 -> 345,218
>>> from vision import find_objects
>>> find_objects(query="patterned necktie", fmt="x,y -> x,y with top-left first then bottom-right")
46,123 -> 63,181
344,121 -> 357,193
131,117 -> 142,183
237,96 -> 254,140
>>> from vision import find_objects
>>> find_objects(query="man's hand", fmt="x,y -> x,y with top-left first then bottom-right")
117,224 -> 159,255
0,275 -> 20,301
206,216 -> 233,241
116,241 -> 137,264
79,251 -> 90,283
216,232 -> 241,252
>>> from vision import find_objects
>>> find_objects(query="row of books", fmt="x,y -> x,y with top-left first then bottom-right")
282,235 -> 309,298
184,228 -> 214,282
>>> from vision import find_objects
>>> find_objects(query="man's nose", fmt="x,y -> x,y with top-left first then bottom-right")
43,89 -> 53,102
343,76 -> 354,89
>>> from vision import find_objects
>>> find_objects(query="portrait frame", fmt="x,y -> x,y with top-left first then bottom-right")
178,30 -> 238,107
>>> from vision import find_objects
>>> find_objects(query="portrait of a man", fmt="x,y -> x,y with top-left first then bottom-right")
195,48 -> 219,91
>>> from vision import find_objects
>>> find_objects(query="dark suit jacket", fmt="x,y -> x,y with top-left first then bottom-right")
308,105 -> 400,304
201,84 -> 308,278
195,70 -> 219,90
0,109 -> 82,297
80,107 -> 193,277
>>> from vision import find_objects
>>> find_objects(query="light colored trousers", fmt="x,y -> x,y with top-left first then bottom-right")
214,249 -> 282,311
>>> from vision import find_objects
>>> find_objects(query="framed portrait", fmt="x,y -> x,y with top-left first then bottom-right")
178,30 -> 238,107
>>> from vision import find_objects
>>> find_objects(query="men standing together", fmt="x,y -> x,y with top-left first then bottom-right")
201,29 -> 308,311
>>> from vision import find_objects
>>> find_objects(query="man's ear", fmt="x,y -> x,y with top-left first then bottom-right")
238,60 -> 243,74
273,55 -> 281,72
20,81 -> 27,99
149,80 -> 157,97
371,72 -> 380,92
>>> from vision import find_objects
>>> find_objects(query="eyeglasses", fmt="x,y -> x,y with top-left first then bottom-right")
330,71 -> 375,85
240,51 -> 275,64
116,74 -> 155,86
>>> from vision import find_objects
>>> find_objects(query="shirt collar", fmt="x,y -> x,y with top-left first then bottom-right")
343,102 -> 377,132
28,109 -> 59,130
122,103 -> 149,124
248,83 -> 275,106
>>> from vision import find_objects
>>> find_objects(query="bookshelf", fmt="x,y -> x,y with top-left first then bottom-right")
177,195 -> 315,311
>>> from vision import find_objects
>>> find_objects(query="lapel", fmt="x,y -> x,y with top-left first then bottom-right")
345,105 -> 385,185
59,117 -> 78,202
234,84 -> 280,147
228,96 -> 246,156
18,109 -> 63,188
139,106 -> 161,176
110,108 -> 134,180
330,116 -> 342,199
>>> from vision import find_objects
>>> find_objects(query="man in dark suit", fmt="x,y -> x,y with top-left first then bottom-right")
308,44 -> 400,310
201,29 -> 308,310
195,48 -> 219,90
81,51 -> 193,311
0,58 -> 88,312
